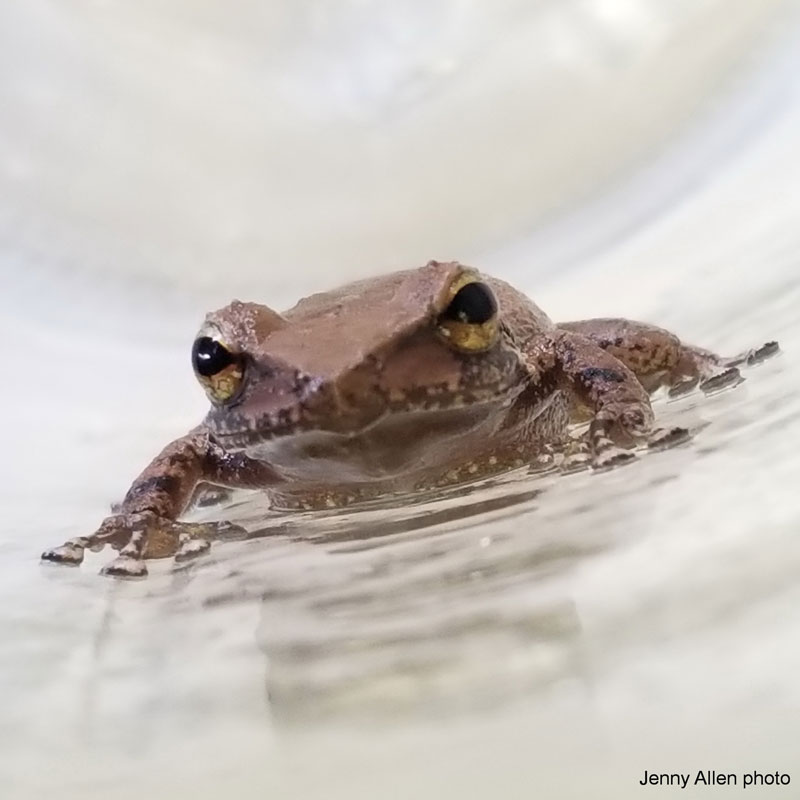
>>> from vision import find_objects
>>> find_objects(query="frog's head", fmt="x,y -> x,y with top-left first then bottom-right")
194,261 -> 534,452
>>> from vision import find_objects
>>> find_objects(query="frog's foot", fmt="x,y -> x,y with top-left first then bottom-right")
590,424 -> 690,468
693,340 -> 780,394
41,537 -> 93,566
42,513 -> 246,577
587,406 -> 652,471
687,340 -> 779,395
559,422 -> 637,473
41,513 -> 137,569
101,554 -> 149,578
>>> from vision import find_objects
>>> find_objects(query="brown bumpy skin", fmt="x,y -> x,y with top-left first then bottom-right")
559,318 -> 778,396
40,262 -> 779,577
41,428 -> 282,577
554,319 -> 778,466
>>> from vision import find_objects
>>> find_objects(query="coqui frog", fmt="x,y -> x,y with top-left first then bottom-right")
41,261 -> 778,577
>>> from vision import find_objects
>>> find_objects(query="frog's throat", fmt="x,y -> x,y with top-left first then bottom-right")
205,387 -> 525,451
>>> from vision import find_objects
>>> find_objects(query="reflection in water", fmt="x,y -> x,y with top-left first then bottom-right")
196,475 -> 591,725
177,377 -> 750,726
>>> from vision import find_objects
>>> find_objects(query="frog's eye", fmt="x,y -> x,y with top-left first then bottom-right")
437,278 -> 499,352
191,334 -> 244,404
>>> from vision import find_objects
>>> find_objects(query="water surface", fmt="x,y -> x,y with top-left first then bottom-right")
1,3 -> 799,798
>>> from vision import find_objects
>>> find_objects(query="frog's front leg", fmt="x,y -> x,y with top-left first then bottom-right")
41,427 -> 281,577
551,330 -> 686,469
558,318 -> 779,396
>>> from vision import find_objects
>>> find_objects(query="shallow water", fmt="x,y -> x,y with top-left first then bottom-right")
2,3 -> 800,798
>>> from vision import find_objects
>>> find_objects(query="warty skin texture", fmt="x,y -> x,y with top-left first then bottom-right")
41,260 -> 778,576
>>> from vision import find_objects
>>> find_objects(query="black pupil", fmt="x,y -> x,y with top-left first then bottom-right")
442,282 -> 497,324
192,337 -> 235,377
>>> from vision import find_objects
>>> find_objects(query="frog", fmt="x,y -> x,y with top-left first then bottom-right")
41,260 -> 778,577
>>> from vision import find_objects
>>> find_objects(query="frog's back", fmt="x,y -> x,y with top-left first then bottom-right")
271,262 -> 465,376
279,262 -> 554,364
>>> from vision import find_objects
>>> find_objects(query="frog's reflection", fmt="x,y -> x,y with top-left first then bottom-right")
194,474 -> 606,725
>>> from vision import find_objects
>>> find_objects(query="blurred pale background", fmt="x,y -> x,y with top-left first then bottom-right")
1,2 -> 799,798
1,0 -> 794,299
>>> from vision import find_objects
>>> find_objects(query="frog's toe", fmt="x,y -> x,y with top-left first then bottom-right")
174,536 -> 211,562
592,446 -> 637,471
700,366 -> 743,394
41,540 -> 86,566
647,426 -> 691,451
668,377 -> 699,398
587,414 -> 641,467
746,340 -> 780,365
100,555 -> 148,578
561,451 -> 592,473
